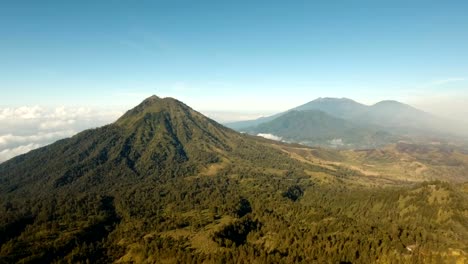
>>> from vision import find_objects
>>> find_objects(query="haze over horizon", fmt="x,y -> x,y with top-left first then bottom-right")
1,0 -> 468,161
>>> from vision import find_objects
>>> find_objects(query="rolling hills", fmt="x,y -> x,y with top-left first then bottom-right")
0,96 -> 467,263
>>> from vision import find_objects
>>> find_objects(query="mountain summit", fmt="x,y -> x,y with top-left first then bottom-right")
0,96 -> 243,193
225,97 -> 369,130
292,97 -> 368,120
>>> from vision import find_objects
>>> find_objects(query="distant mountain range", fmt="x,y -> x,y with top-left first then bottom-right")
226,97 -> 461,148
243,110 -> 396,148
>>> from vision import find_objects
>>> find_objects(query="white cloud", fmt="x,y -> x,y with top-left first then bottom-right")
0,130 -> 76,148
0,106 -> 122,163
257,133 -> 282,141
39,119 -> 76,130
0,143 -> 42,163
329,138 -> 344,147
0,106 -> 44,120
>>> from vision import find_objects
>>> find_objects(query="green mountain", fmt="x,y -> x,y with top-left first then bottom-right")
1,96 -> 467,263
291,98 -> 435,129
225,97 -> 367,130
223,114 -> 280,130
227,97 -> 463,146
293,97 -> 368,119
0,95 -> 240,193
245,110 -> 396,149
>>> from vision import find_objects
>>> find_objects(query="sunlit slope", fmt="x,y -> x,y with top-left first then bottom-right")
274,141 -> 468,184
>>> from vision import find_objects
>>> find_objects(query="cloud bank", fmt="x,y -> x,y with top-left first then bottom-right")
0,106 -> 122,163
257,133 -> 282,141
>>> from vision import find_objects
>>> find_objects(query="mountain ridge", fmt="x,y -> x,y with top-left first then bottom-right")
225,97 -> 462,146
226,97 -> 430,129
245,109 -> 396,148
293,97 -> 368,119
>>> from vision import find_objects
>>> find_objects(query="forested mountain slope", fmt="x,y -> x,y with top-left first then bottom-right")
0,96 -> 466,263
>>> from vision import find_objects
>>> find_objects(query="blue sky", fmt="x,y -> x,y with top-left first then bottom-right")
1,0 -> 467,115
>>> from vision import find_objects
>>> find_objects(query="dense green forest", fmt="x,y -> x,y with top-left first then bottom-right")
1,96 -> 467,263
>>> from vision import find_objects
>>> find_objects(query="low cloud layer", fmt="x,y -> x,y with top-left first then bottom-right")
257,133 -> 282,141
0,106 -> 122,163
